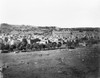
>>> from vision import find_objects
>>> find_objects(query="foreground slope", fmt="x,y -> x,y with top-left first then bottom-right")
0,44 -> 100,78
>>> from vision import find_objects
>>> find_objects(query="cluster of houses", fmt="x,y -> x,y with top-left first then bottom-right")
0,33 -> 63,53
0,29 -> 99,53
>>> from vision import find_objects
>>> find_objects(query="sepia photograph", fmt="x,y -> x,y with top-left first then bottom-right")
0,0 -> 100,78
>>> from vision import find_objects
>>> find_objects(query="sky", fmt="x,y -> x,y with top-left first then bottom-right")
0,0 -> 100,28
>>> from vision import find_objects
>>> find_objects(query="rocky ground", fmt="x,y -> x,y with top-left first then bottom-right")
0,44 -> 100,78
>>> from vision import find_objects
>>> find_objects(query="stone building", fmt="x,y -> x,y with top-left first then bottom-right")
52,30 -> 71,38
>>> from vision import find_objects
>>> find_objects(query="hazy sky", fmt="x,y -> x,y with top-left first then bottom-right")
0,0 -> 100,28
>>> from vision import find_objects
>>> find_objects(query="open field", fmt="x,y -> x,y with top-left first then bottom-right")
0,44 -> 99,78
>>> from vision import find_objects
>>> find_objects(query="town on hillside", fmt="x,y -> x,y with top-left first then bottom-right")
0,23 -> 99,53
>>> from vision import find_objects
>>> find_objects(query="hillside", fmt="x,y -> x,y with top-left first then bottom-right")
0,43 -> 99,78
0,23 -> 100,33
0,23 -> 56,36
0,23 -> 100,39
0,23 -> 100,78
